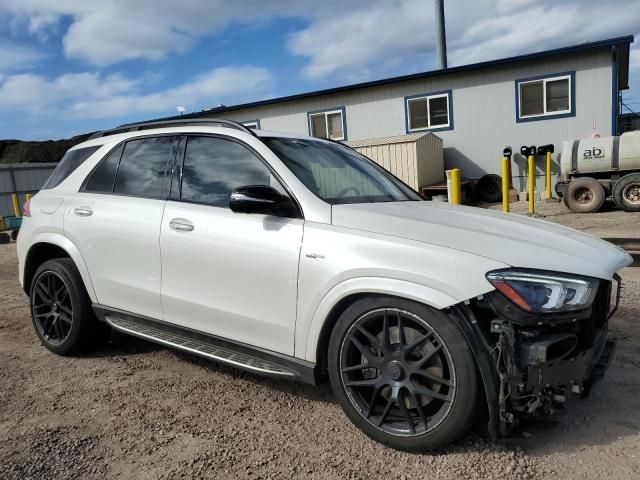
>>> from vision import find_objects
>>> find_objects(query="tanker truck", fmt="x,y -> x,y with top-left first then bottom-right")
556,130 -> 640,213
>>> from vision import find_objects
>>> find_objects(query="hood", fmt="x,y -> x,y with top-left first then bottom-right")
331,201 -> 632,280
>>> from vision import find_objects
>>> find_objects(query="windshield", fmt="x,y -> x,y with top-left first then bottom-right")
262,137 -> 422,204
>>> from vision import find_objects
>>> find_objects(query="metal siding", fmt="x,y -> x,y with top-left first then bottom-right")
0,164 -> 56,217
14,168 -> 54,191
0,172 -> 12,194
205,49 -> 612,190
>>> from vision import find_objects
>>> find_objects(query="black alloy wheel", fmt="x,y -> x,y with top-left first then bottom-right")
29,258 -> 107,355
340,308 -> 455,436
32,270 -> 74,345
328,297 -> 478,452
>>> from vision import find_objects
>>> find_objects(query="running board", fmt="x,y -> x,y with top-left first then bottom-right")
93,305 -> 317,384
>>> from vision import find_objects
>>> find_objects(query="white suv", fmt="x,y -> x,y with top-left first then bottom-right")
17,119 -> 632,451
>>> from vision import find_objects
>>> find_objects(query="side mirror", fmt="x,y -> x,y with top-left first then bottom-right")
229,185 -> 295,216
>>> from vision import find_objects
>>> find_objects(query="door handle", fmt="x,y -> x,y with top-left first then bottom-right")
74,207 -> 93,217
169,218 -> 194,232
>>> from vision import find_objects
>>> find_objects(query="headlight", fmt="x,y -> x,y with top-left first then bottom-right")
486,270 -> 598,313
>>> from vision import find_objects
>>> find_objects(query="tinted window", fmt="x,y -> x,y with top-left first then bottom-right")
181,136 -> 282,207
42,146 -> 101,189
84,144 -> 123,192
114,137 -> 174,197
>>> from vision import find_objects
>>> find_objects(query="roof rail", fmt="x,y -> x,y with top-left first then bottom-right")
87,118 -> 258,140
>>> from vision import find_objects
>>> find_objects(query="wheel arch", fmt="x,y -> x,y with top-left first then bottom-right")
304,276 -> 467,369
23,235 -> 97,302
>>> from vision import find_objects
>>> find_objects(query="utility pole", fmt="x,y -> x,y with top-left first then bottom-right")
434,0 -> 447,69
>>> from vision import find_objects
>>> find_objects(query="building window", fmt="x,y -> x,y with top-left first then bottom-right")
307,107 -> 346,141
405,91 -> 453,132
241,119 -> 260,129
516,72 -> 575,121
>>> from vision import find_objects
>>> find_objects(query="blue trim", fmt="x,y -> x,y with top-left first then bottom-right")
241,119 -> 261,129
404,90 -> 453,133
515,71 -> 576,123
306,106 -> 348,141
142,36 -> 633,124
611,46 -> 619,136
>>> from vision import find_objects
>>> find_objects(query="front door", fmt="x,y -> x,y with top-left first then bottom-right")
160,135 -> 303,355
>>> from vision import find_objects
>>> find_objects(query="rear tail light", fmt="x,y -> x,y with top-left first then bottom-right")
23,199 -> 31,217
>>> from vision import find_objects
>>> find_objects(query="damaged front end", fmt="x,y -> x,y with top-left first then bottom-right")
452,271 -> 621,437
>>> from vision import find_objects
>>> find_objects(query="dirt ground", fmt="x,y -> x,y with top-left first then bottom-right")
0,201 -> 639,480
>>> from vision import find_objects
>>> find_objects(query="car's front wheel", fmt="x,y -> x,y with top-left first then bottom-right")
328,297 -> 478,452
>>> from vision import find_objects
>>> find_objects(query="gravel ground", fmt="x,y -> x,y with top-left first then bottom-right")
1,202 -> 639,480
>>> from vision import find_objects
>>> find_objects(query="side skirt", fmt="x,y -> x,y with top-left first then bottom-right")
92,304 -> 318,385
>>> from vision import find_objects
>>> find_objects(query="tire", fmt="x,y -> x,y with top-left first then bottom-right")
11,229 -> 19,241
476,174 -> 502,203
29,258 -> 105,355
328,296 -> 478,452
563,177 -> 605,213
612,173 -> 640,212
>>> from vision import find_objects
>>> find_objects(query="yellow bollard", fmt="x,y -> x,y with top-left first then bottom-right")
450,168 -> 461,205
501,158 -> 509,213
11,193 -> 20,217
545,151 -> 552,200
528,155 -> 535,214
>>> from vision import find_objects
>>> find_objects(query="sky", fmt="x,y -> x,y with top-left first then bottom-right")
0,0 -> 639,140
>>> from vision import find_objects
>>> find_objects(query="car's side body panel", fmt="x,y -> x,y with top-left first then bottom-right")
295,221 -> 509,361
160,200 -> 303,355
63,193 -> 166,320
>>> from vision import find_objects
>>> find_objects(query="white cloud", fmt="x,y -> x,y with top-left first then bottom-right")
0,0 -> 303,65
287,0 -> 431,80
1,0 -> 638,81
0,66 -> 273,119
448,0 -> 640,66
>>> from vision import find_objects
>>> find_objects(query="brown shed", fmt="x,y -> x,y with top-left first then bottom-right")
346,132 -> 444,192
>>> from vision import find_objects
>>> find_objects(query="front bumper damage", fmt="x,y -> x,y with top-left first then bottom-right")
454,274 -> 621,437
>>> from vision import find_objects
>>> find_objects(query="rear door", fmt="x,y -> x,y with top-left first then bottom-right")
159,135 -> 303,355
64,135 -> 179,320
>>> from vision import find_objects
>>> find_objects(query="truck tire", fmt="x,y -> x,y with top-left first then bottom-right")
563,177 -> 605,213
476,174 -> 502,203
612,173 -> 640,212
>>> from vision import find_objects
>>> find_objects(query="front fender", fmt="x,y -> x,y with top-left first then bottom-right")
302,276 -> 474,363
23,232 -> 97,302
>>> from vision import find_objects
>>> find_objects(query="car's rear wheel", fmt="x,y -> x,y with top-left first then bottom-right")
328,297 -> 478,452
30,258 -> 105,355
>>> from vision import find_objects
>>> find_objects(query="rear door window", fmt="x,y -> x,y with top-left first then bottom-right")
114,136 -> 175,198
42,145 -> 101,189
